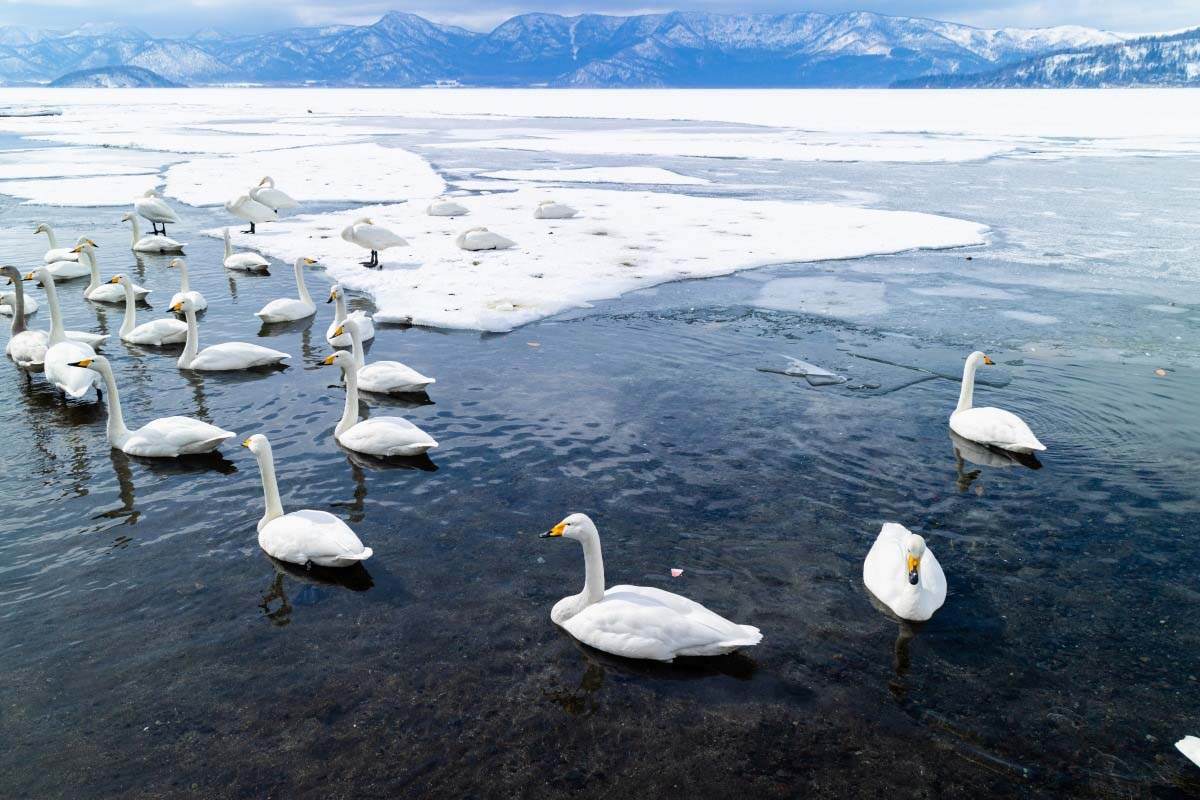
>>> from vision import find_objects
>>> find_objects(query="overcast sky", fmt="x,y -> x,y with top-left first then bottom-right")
1,1 -> 1196,37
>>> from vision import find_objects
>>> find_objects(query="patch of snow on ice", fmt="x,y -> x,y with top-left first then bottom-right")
479,167 -> 709,185
0,173 -> 161,206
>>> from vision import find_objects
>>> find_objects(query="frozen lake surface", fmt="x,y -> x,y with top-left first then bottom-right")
0,89 -> 1197,798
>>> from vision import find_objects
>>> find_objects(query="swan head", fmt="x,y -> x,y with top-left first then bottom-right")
258,176 -> 273,187
904,533 -> 928,586
120,212 -> 134,222
69,239 -> 98,255
968,351 -> 995,367
168,258 -> 185,270
67,354 -> 105,371
326,284 -> 341,303
321,350 -> 355,370
242,433 -> 272,458
170,296 -> 197,313
541,512 -> 598,541
107,274 -> 130,286
1,265 -> 20,285
297,257 -> 318,269
34,223 -> 49,234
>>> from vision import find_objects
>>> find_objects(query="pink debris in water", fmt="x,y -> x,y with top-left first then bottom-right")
670,568 -> 683,578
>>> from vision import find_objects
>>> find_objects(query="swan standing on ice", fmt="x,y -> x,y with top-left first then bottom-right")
340,217 -> 407,268
3,266 -> 46,370
24,268 -> 102,399
69,355 -> 235,457
255,257 -> 317,323
427,198 -> 469,217
325,284 -> 374,346
539,513 -> 762,661
222,228 -> 270,272
322,350 -> 438,457
863,523 -> 946,622
243,434 -> 373,567
135,190 -> 180,235
950,351 -> 1045,454
456,227 -> 515,251
534,200 -> 578,220
34,223 -> 80,263
249,176 -> 298,213
225,194 -> 276,234
74,241 -> 149,304
18,268 -> 107,349
167,258 -> 207,312
121,212 -> 184,253
109,276 -> 186,346
172,297 -> 289,371
334,318 -> 434,395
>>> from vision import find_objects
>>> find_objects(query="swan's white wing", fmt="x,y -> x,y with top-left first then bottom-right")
863,523 -> 946,621
126,318 -> 188,346
326,311 -> 375,345
458,230 -> 516,251
951,406 -> 1045,452
225,196 -> 277,223
192,342 -> 289,371
250,186 -> 299,210
358,361 -> 435,394
534,202 -> 578,219
43,247 -> 79,263
352,223 -> 408,250
46,260 -> 91,280
0,292 -> 38,315
1177,736 -> 1200,768
170,290 -> 207,312
135,196 -> 180,224
564,585 -> 760,661
337,416 -> 437,457
259,509 -> 371,567
224,252 -> 270,270
133,235 -> 184,253
427,200 -> 469,217
255,298 -> 314,322
65,330 -> 108,348
124,416 -> 235,457
87,282 -> 150,304
6,330 -> 48,368
45,340 -> 98,398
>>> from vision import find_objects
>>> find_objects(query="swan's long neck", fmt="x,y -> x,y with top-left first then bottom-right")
178,308 -> 199,368
177,262 -> 191,293
128,216 -> 141,246
42,227 -> 58,249
94,360 -> 130,446
957,358 -> 978,413
254,447 -> 285,525
43,275 -> 65,345
223,229 -> 232,258
334,292 -> 348,325
83,250 -> 99,292
337,361 -> 360,436
348,324 -> 366,369
578,530 -> 606,607
8,277 -> 26,336
293,261 -> 311,305
119,281 -> 136,337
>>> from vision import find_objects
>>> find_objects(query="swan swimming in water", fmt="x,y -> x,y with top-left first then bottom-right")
40,232 -> 93,281
863,523 -> 946,622
120,212 -> 184,253
456,227 -> 515,251
222,228 -> 270,272
255,257 -> 317,323
225,193 -> 276,234
134,189 -> 180,235
69,355 -> 236,457
322,350 -> 438,457
3,266 -> 46,370
949,351 -> 1045,454
340,217 -> 407,268
335,318 -> 434,395
23,267 -> 102,399
110,275 -> 187,346
325,284 -> 374,346
34,223 -> 80,263
249,176 -> 298,213
172,296 -> 290,371
0,288 -> 37,317
167,258 -> 207,312
74,241 -> 149,304
539,513 -> 762,661
17,267 -> 107,350
243,433 -> 373,568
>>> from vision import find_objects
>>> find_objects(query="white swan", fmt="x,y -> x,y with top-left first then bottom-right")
26,267 -> 101,399
336,318 -> 433,395
111,275 -> 186,346
225,193 -> 276,234
19,267 -> 107,349
42,234 -> 94,280
540,513 -> 762,661
74,242 -> 149,304
120,212 -> 184,253
323,350 -> 437,457
863,523 -> 946,622
0,289 -> 37,316
70,355 -> 235,457
255,257 -> 317,323
456,226 -> 515,251
1177,736 -> 1200,768
427,197 -> 469,217
249,176 -> 298,212
172,297 -> 290,371
222,228 -> 270,272
949,351 -> 1045,454
534,200 -> 578,220
3,266 -> 46,370
167,257 -> 207,312
325,284 -> 374,346
35,223 -> 80,263
134,189 -> 180,235
243,434 -> 373,567
340,217 -> 407,268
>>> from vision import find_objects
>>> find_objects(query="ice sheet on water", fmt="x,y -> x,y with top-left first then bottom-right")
1001,310 -> 1059,325
0,146 -> 167,179
479,167 -> 709,185
758,356 -> 848,386
0,173 -> 160,206
756,276 -> 890,320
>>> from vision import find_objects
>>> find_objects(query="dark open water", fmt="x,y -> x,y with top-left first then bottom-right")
1,141 -> 1198,799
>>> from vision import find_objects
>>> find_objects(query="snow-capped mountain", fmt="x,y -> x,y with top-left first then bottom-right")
48,65 -> 180,88
898,28 -> 1200,87
0,10 -> 1137,87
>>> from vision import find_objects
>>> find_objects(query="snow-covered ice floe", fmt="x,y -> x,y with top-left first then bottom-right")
165,143 -> 445,206
211,187 -> 987,332
479,167 -> 710,185
0,173 -> 161,206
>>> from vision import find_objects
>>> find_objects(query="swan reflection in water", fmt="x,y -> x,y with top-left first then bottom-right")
258,556 -> 374,627
950,430 -> 1041,493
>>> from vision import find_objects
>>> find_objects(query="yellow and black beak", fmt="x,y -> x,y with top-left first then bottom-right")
241,438 -> 252,448
906,554 -> 921,585
539,521 -> 566,539
108,276 -> 120,284
169,302 -> 183,312
326,291 -> 336,304
983,355 -> 995,365
321,354 -> 337,366
303,257 -> 316,265
69,245 -> 82,254
22,272 -> 35,281
68,358 -> 93,368
333,325 -> 345,337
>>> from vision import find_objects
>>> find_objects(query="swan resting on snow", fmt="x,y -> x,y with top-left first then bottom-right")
949,351 -> 1045,454
540,513 -> 762,661
222,228 -> 270,272
70,355 -> 235,457
456,227 -> 515,251
323,350 -> 437,457
863,523 -> 946,622
325,284 -> 374,346
427,198 -> 469,217
172,297 -> 289,371
255,257 -> 317,323
35,223 -> 80,263
134,189 -> 180,236
249,176 -> 298,212
110,275 -> 186,346
121,212 -> 184,253
225,193 -> 276,234
336,318 -> 434,395
340,217 -> 407,268
243,433 -> 373,568
534,200 -> 578,220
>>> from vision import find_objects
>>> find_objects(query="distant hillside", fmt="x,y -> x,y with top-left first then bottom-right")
896,28 -> 1200,87
48,65 -> 181,87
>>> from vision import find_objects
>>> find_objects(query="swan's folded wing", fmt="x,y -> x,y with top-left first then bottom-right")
255,298 -> 313,320
45,341 -> 97,397
952,406 -> 1043,450
127,416 -> 235,456
195,342 -> 289,370
261,510 -> 369,563
359,361 -> 434,393
339,416 -> 437,455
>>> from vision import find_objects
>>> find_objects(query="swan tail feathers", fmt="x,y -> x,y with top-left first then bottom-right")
342,547 -> 373,562
722,625 -> 762,648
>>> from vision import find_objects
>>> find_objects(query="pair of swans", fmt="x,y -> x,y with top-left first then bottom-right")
15,267 -> 106,397
244,434 -> 372,568
71,241 -> 149,304
67,355 -> 236,457
456,227 -> 515,251
121,212 -> 184,253
227,177 -> 297,234
322,350 -> 437,457
134,190 -> 180,235
223,228 -> 270,272
36,226 -> 92,280
326,284 -> 374,346
256,257 -> 318,323
541,513 -> 761,661
340,217 -> 407,268
171,297 -> 289,371
110,275 -> 187,346
334,317 -> 433,394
